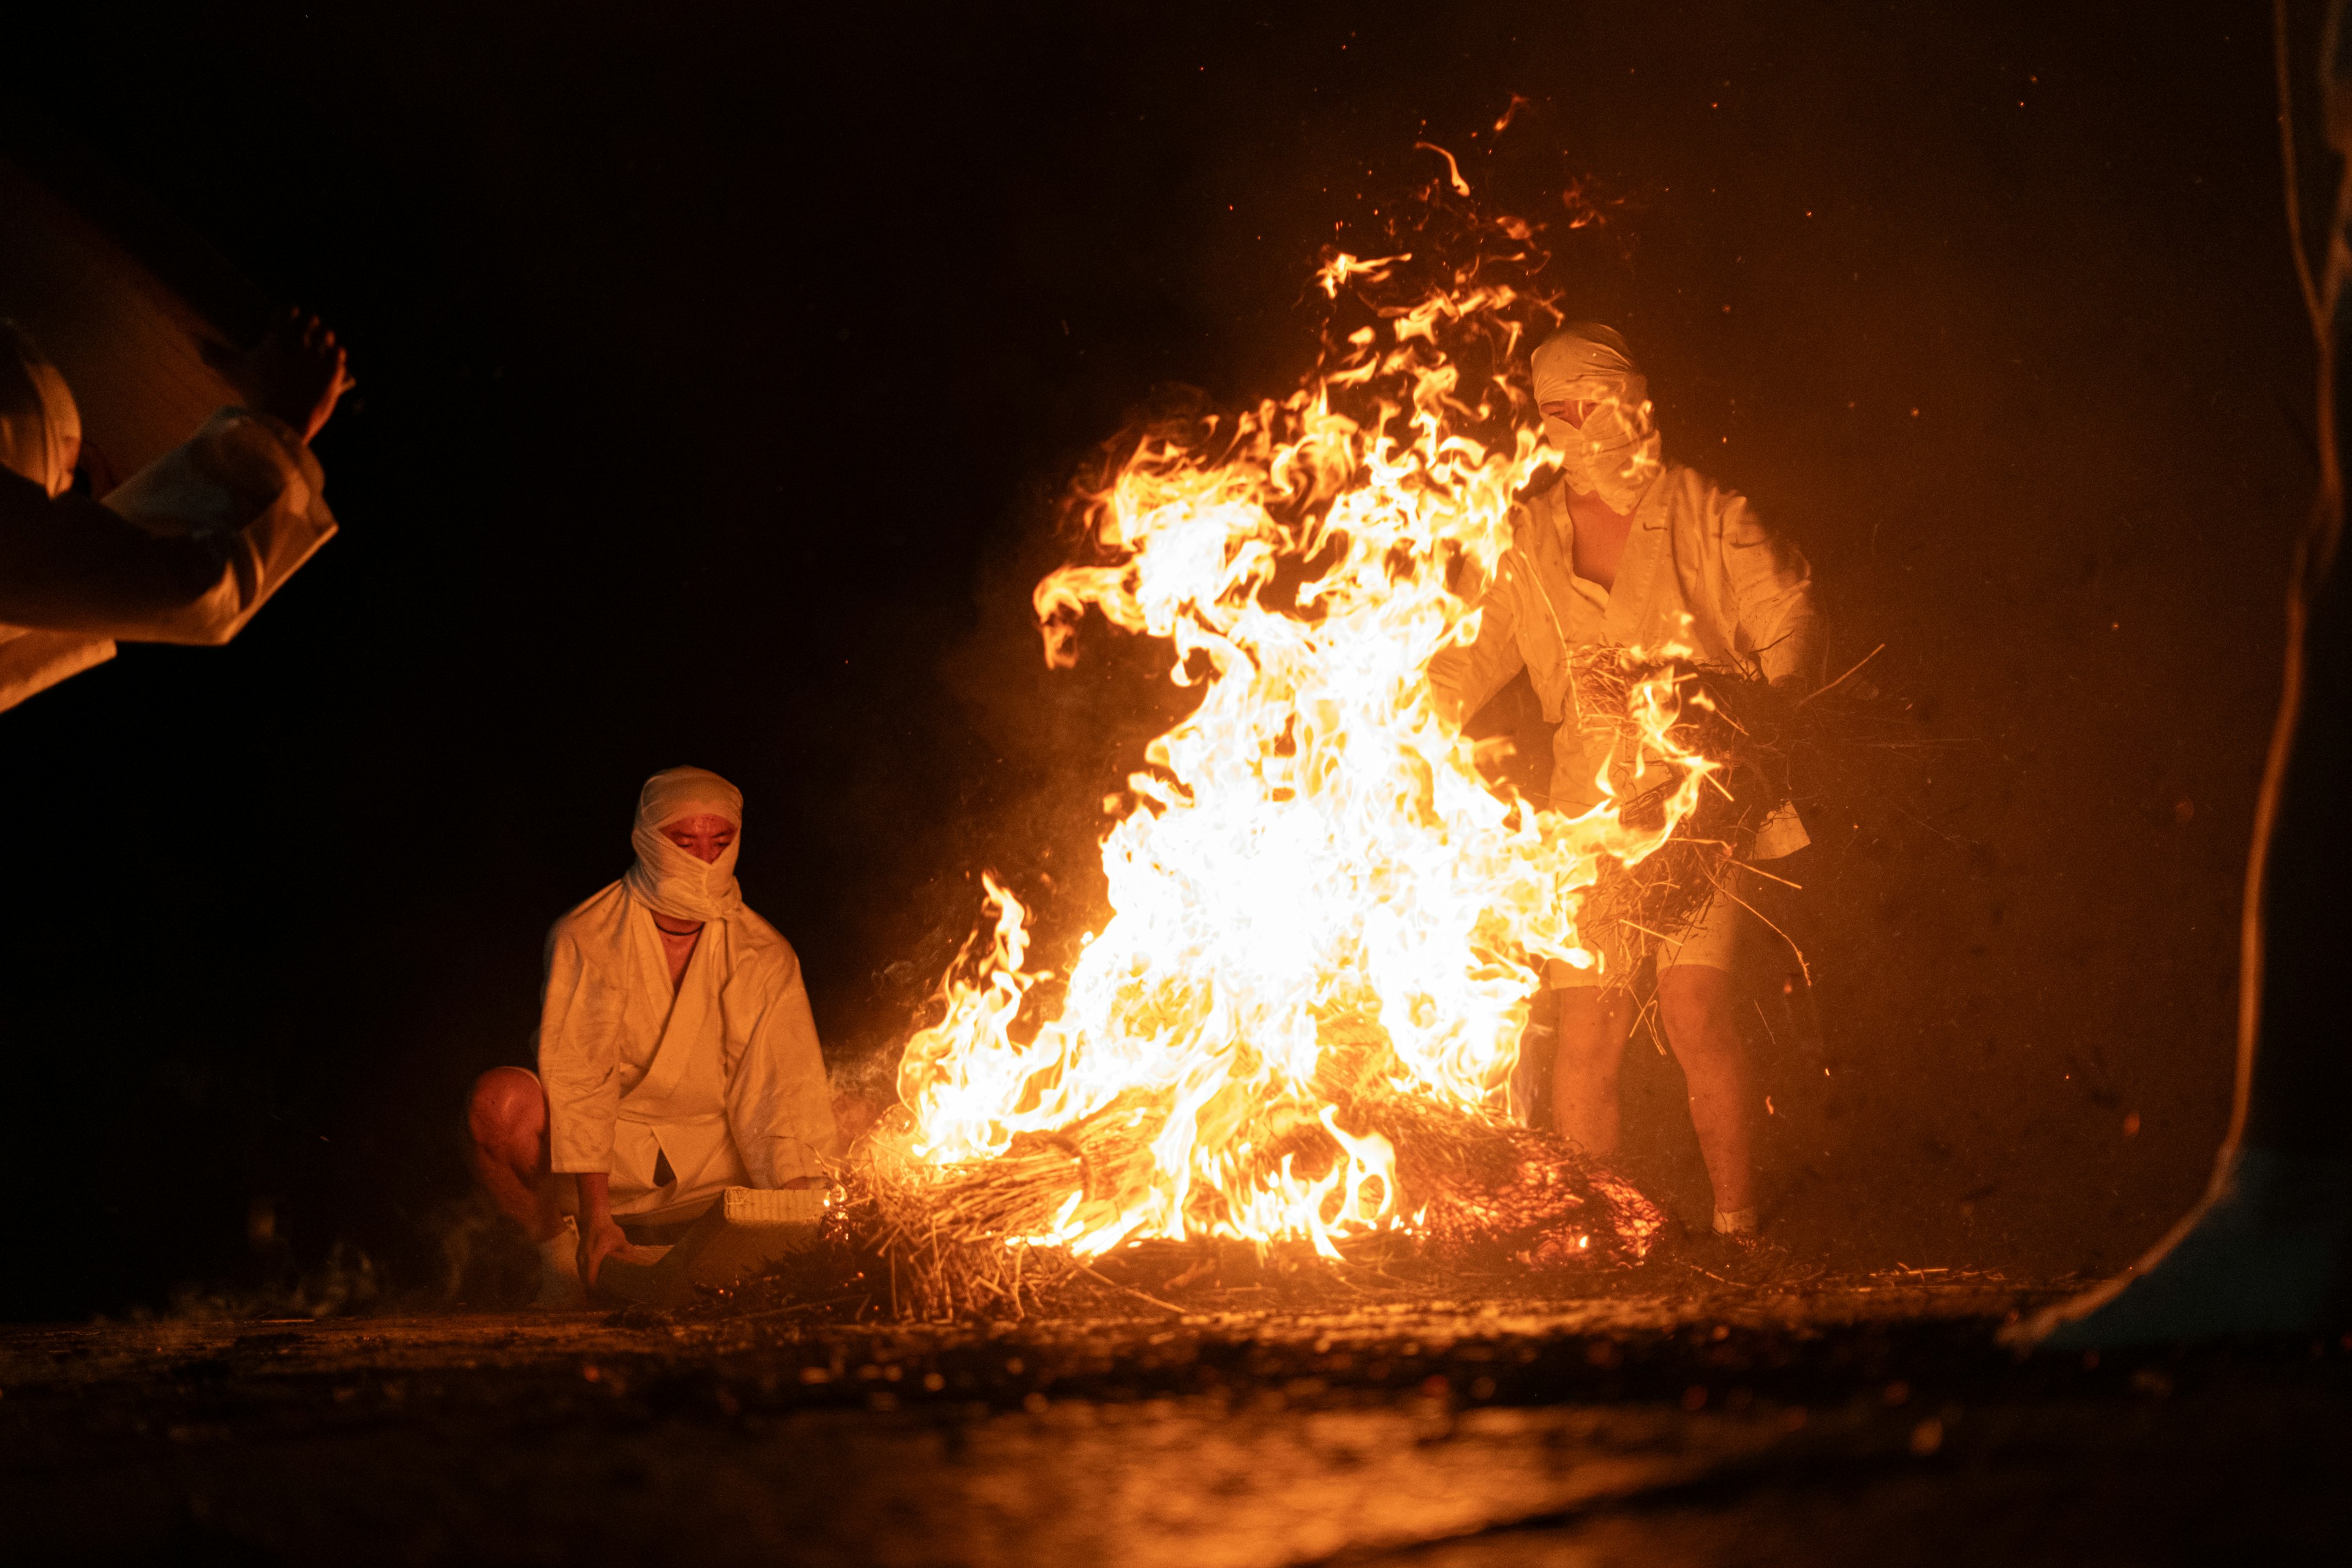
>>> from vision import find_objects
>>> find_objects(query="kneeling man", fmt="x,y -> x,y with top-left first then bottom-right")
469,766 -> 839,1298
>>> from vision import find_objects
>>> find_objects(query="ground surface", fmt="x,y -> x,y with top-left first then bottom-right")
2,1262 -> 2346,1566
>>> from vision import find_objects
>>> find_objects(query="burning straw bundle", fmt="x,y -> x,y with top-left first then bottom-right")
760,1085 -> 1669,1322
736,650 -> 1898,1323
1566,643 -> 1909,990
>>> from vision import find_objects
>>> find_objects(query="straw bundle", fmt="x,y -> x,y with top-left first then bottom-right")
742,1082 -> 1667,1322
1567,644 -> 1911,989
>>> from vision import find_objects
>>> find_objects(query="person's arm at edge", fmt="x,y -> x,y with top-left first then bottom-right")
0,468 -> 238,635
0,309 -> 351,643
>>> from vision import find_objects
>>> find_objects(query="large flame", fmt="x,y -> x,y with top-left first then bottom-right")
894,224 -> 1711,1259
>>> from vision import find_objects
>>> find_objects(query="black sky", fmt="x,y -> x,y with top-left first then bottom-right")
0,1 -> 2317,1316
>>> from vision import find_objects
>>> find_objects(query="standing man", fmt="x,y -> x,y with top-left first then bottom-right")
467,766 -> 840,1302
1429,323 -> 1822,1242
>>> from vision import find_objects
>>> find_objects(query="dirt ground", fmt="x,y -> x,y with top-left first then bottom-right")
2,1259 -> 2346,1566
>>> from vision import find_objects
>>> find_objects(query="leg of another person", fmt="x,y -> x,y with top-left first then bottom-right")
1508,988 -> 1558,1126
1552,985 -> 1634,1155
466,1065 -> 564,1242
1656,962 -> 1757,1221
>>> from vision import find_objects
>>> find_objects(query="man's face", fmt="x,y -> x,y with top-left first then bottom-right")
662,813 -> 738,864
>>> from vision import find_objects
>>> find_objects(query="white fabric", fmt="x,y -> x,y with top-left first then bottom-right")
539,842 -> 839,1223
0,321 -> 81,499
622,765 -> 745,922
1530,324 -> 1664,514
1428,464 -> 1823,859
0,324 -> 110,707
0,628 -> 116,712
96,407 -> 337,641
0,378 -> 336,714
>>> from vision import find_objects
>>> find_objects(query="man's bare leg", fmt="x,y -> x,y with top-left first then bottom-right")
1551,987 -> 1634,1155
1656,963 -> 1757,1220
466,1066 -> 565,1243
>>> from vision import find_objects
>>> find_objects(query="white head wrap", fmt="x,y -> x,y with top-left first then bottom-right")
0,322 -> 83,499
621,765 -> 745,922
1530,322 -> 1662,513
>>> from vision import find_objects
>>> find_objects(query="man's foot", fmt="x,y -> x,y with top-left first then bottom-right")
2003,1147 -> 2352,1349
532,1216 -> 587,1310
1683,1225 -> 1790,1286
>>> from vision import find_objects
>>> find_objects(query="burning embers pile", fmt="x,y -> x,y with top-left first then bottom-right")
835,186 -> 1789,1318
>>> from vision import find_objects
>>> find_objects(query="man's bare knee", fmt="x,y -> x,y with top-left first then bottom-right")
467,1066 -> 546,1163
1553,988 -> 1629,1070
1657,965 -> 1738,1057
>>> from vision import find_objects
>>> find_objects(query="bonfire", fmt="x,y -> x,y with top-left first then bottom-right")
805,177 -> 1872,1321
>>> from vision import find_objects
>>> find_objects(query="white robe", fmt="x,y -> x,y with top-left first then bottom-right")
538,880 -> 839,1224
1428,463 -> 1823,857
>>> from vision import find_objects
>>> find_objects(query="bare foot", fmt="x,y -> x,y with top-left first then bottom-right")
213,307 -> 356,442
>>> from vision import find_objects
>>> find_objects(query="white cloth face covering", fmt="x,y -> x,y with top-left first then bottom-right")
621,765 -> 745,922
1530,322 -> 1663,514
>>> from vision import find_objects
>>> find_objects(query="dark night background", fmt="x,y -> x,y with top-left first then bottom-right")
0,2 -> 2314,1318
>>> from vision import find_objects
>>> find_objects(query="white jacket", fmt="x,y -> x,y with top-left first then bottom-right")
1428,464 -> 1823,855
538,881 -> 839,1223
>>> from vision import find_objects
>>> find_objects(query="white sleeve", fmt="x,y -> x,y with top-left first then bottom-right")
1716,492 -> 1823,688
97,408 -> 336,646
1427,558 -> 1530,726
0,628 -> 115,713
725,943 -> 842,1185
538,928 -> 621,1175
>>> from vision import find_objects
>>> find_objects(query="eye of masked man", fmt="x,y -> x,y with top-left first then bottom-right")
1427,323 -> 1825,1247
466,766 -> 842,1303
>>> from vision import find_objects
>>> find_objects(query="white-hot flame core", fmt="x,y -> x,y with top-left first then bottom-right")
895,263 -> 1711,1256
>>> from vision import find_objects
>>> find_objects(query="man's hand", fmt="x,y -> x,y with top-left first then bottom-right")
576,1213 -> 642,1289
218,308 -> 356,444
571,1172 -> 662,1289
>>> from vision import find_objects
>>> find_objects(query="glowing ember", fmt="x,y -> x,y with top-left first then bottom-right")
892,200 -> 1713,1259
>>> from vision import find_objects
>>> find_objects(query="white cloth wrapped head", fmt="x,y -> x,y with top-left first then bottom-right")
621,765 -> 745,922
1529,322 -> 1662,514
0,321 -> 83,499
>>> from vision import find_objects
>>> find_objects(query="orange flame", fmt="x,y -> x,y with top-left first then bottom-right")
893,225 -> 1710,1258
1413,140 -> 1473,198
